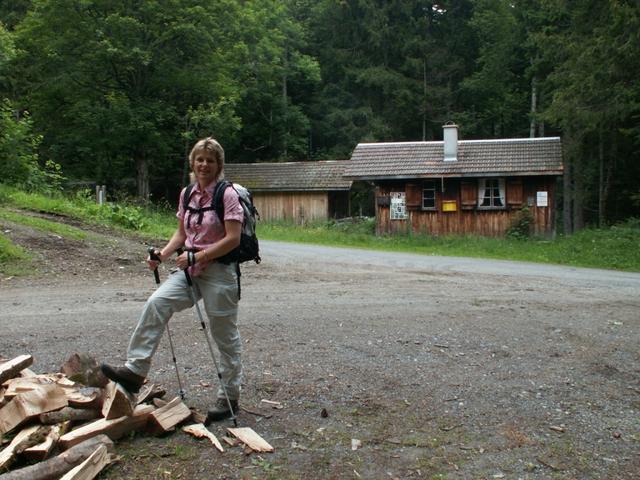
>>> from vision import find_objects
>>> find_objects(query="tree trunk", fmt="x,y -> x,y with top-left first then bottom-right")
563,136 -> 573,234
573,150 -> 584,231
282,46 -> 289,159
598,126 -> 604,227
529,76 -> 537,138
136,153 -> 149,201
422,58 -> 427,141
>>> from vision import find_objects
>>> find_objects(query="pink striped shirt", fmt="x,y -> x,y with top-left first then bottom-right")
177,180 -> 243,276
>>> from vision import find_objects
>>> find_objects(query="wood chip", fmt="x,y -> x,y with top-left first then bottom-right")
183,423 -> 224,452
227,427 -> 274,452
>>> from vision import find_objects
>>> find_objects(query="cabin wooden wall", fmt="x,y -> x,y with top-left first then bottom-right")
253,191 -> 329,223
375,176 -> 557,237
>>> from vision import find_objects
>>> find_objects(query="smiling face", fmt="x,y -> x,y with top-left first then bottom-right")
191,149 -> 220,187
188,138 -> 225,188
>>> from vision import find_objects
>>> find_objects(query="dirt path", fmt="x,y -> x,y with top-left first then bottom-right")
1,212 -> 639,479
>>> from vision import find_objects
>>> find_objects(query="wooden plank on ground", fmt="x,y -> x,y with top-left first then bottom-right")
0,384 -> 68,435
23,424 -> 63,461
59,444 -> 111,480
0,356 -> 34,385
0,425 -> 39,470
227,427 -> 274,453
183,424 -> 224,452
147,397 -> 191,435
101,382 -> 134,420
0,435 -> 114,480
58,404 -> 154,449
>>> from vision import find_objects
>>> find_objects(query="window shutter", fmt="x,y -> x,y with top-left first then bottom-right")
460,181 -> 477,209
506,179 -> 523,206
405,183 -> 421,210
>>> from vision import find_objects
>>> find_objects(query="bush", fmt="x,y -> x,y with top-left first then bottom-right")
506,207 -> 534,239
0,99 -> 65,193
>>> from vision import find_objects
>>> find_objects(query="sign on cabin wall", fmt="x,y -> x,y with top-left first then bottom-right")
536,191 -> 548,207
390,192 -> 408,220
442,200 -> 457,212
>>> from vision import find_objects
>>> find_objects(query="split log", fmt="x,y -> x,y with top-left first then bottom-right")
0,425 -> 39,471
101,382 -> 134,420
39,407 -> 100,425
0,434 -> 113,480
135,384 -> 166,405
227,427 -> 274,453
58,405 -> 154,449
59,444 -> 111,480
66,388 -> 102,409
183,424 -> 224,452
22,424 -> 63,461
189,408 -> 207,424
0,356 -> 33,385
152,398 -> 167,408
0,384 -> 68,435
59,354 -> 108,388
147,397 -> 191,435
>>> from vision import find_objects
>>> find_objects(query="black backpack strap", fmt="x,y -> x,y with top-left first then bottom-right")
182,183 -> 196,229
212,180 -> 232,221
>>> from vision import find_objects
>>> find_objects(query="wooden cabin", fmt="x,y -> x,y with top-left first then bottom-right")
223,161 -> 352,223
344,125 -> 563,237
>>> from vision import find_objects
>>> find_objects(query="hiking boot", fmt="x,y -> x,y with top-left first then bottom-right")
205,398 -> 238,424
100,364 -> 145,394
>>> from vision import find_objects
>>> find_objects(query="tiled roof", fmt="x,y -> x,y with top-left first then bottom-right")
345,137 -> 563,179
223,161 -> 352,191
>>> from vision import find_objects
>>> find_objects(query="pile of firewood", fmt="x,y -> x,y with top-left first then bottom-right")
0,354 -> 273,479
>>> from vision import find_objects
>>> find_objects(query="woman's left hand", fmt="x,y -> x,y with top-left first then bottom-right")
176,251 -> 189,270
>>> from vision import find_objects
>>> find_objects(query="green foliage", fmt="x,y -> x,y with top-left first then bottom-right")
506,206 -> 534,239
101,203 -> 145,230
0,232 -> 31,276
0,208 -> 87,240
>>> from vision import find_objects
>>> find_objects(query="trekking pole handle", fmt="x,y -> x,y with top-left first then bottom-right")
174,247 -> 194,286
148,247 -> 161,284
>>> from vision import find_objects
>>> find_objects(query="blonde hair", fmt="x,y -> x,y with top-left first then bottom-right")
189,137 -> 225,182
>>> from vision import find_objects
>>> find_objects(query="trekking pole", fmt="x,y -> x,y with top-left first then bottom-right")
183,267 -> 238,426
148,247 -> 186,400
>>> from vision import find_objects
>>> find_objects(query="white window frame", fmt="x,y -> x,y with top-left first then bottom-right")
477,178 -> 506,209
422,180 -> 437,210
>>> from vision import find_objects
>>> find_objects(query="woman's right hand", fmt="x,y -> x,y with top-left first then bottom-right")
146,248 -> 163,271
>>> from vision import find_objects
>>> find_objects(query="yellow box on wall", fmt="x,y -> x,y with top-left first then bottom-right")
442,200 -> 457,212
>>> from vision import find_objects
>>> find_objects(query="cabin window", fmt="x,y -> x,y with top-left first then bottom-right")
422,181 -> 437,209
478,178 -> 506,209
390,192 -> 408,220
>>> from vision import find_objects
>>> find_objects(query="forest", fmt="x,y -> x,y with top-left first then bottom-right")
0,0 -> 639,233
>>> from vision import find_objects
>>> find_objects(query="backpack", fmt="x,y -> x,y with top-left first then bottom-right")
182,180 -> 261,298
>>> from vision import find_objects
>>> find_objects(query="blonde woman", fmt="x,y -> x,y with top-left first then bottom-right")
102,137 -> 244,422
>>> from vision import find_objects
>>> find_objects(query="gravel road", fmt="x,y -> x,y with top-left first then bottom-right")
1,217 -> 639,479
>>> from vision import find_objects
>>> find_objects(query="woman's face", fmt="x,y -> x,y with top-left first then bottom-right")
192,150 -> 219,186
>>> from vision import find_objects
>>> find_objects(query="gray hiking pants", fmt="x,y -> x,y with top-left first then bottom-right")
125,263 -> 241,400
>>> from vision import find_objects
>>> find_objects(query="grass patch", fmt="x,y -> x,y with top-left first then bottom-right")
0,232 -> 31,276
1,184 -> 639,272
0,184 -> 176,241
259,218 -> 640,272
0,208 -> 88,240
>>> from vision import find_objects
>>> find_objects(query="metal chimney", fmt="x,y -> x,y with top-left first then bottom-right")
443,123 -> 458,162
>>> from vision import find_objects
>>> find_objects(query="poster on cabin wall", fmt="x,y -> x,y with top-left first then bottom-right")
390,192 -> 408,220
537,191 -> 548,207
